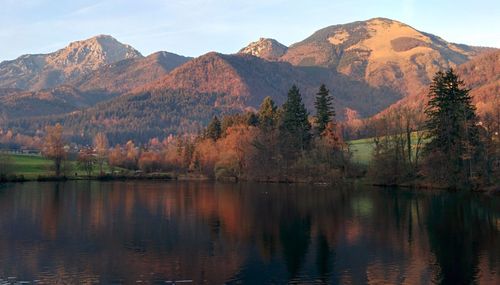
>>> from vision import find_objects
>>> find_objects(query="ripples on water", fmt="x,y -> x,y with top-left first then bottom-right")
0,181 -> 498,284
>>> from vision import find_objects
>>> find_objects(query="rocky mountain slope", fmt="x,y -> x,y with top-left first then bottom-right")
0,35 -> 142,90
0,45 -> 190,119
238,38 -> 288,61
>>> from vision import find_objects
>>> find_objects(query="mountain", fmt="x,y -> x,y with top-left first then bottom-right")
1,19 -> 498,144
0,50 -> 191,119
457,50 -> 500,115
378,49 -> 500,116
0,85 -> 113,119
0,35 -> 142,90
140,52 -> 400,116
70,51 -> 192,93
281,18 -> 490,97
6,53 -> 402,144
238,38 -> 288,61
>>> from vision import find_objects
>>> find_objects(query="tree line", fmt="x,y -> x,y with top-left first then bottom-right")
36,84 -> 352,183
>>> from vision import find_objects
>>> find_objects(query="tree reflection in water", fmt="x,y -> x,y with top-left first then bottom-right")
0,181 -> 498,284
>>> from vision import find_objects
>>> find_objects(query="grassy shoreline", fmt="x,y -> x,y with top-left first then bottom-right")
2,154 -> 498,194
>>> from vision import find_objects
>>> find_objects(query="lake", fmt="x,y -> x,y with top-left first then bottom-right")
0,181 -> 498,284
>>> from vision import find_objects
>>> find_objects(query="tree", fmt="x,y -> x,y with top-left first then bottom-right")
424,69 -> 483,187
78,147 -> 96,177
94,132 -> 109,175
250,97 -> 281,180
280,85 -> 312,154
42,124 -> 66,176
206,116 -> 222,141
314,84 -> 335,135
258,96 -> 278,131
480,97 -> 500,183
0,151 -> 12,179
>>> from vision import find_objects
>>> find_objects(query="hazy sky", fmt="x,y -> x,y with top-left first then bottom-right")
0,0 -> 498,61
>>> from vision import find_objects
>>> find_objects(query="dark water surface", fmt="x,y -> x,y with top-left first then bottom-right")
0,181 -> 498,284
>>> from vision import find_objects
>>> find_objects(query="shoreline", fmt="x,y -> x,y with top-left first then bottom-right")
2,174 -> 498,194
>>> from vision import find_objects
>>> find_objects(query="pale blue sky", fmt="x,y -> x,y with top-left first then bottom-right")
0,0 -> 498,61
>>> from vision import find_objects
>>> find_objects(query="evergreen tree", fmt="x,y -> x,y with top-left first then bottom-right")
206,116 -> 222,141
314,84 -> 335,135
424,69 -> 483,186
246,112 -> 259,127
258,96 -> 278,130
280,85 -> 311,153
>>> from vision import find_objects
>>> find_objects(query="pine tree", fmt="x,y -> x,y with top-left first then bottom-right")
280,85 -> 311,153
258,96 -> 278,131
424,69 -> 483,186
314,84 -> 335,135
206,116 -> 222,141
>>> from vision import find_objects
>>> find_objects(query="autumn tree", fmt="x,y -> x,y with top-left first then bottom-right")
424,69 -> 484,187
314,84 -> 335,136
77,147 -> 96,177
124,141 -> 139,170
42,123 -> 66,176
215,125 -> 257,180
94,132 -> 109,175
138,151 -> 163,173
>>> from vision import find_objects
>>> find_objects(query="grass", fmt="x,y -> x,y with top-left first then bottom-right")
6,154 -> 125,180
349,138 -> 375,165
348,132 -> 428,165
9,154 -> 53,179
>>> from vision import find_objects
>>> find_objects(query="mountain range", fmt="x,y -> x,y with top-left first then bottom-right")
0,18 -> 497,143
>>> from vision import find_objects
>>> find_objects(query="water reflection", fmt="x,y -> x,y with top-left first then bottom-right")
0,181 -> 498,284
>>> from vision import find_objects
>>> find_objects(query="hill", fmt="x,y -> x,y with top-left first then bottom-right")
70,51 -> 192,93
378,49 -> 500,116
0,85 -> 113,119
140,52 -> 401,117
7,89 -> 241,144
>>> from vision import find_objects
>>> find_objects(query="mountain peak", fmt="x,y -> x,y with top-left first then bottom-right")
239,38 -> 288,61
0,35 -> 143,90
282,18 -> 485,95
60,35 -> 142,64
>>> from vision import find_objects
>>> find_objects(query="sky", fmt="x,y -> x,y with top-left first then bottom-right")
0,0 -> 498,61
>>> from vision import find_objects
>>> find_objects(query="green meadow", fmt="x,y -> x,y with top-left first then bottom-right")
349,138 -> 374,165
6,154 -> 120,179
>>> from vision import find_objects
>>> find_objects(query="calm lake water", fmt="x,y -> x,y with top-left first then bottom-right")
0,181 -> 498,284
